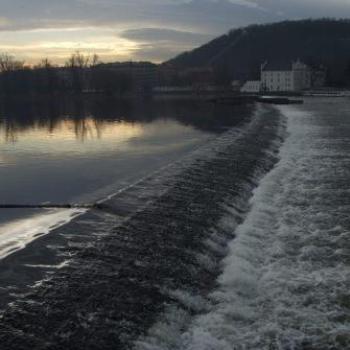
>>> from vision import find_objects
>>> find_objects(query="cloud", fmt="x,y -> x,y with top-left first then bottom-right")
0,1 -> 349,34
0,0 -> 272,63
0,0 -> 272,33
121,28 -> 212,45
130,44 -> 188,62
0,0 -> 349,63
120,28 -> 213,62
248,0 -> 350,18
0,17 -> 11,28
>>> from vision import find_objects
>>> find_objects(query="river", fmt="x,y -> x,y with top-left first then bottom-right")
0,97 -> 349,350
0,96 -> 249,260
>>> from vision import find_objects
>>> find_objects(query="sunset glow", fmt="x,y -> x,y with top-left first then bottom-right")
0,118 -> 145,149
0,27 -> 140,64
0,0 -> 348,64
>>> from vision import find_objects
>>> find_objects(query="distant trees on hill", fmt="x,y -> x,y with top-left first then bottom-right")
168,19 -> 350,87
2,18 -> 350,96
0,52 -> 143,96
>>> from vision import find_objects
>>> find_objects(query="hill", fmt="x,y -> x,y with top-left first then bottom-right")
167,19 -> 350,86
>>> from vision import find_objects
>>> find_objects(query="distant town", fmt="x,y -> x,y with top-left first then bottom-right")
241,60 -> 326,93
0,51 -> 348,98
0,19 -> 350,97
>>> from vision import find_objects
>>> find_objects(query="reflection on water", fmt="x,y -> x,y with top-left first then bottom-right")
0,208 -> 84,259
0,95 -> 253,143
0,95 -> 253,286
1,119 -> 145,158
1,118 -> 144,144
0,95 -> 253,218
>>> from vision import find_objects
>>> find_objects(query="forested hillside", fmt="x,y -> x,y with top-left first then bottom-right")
167,19 -> 350,86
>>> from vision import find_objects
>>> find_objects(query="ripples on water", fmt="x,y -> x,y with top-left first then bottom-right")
171,99 -> 350,350
0,96 -> 243,207
0,104 -> 281,349
0,96 -> 252,259
0,97 -> 349,350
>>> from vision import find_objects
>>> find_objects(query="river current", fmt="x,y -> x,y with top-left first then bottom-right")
0,97 -> 349,350
139,98 -> 350,350
136,98 -> 350,350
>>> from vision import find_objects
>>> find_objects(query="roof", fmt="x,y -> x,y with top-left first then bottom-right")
262,61 -> 293,71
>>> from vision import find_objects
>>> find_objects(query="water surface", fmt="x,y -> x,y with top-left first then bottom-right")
0,96 -> 251,258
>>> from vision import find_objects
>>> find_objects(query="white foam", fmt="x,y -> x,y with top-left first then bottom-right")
177,105 -> 350,349
132,106 -> 286,350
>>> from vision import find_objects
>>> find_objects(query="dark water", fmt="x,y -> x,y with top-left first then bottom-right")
1,98 -> 348,350
0,96 -> 252,259
172,98 -> 350,350
0,99 -> 282,349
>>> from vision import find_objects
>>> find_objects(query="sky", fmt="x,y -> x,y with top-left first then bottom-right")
0,0 -> 349,65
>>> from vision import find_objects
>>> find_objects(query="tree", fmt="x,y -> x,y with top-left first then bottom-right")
65,51 -> 92,93
0,53 -> 24,72
91,54 -> 100,67
0,53 -> 26,94
33,58 -> 59,94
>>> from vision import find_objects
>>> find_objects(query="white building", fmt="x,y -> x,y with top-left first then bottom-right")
240,80 -> 261,93
261,60 -> 312,92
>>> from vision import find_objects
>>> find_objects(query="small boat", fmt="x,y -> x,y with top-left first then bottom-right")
257,96 -> 304,105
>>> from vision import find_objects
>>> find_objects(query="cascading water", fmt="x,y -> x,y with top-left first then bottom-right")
0,104 -> 285,349
3,99 -> 348,350
165,100 -> 350,350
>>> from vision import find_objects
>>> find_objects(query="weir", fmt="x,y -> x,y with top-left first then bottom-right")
0,204 -> 95,209
0,105 -> 285,350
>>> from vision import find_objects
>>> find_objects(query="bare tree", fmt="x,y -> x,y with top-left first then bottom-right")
33,58 -> 59,94
91,54 -> 100,67
65,52 -> 96,92
0,53 -> 24,72
65,51 -> 92,69
34,58 -> 54,69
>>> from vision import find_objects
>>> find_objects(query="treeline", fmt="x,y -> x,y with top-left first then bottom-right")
0,52 -> 134,95
168,18 -> 350,86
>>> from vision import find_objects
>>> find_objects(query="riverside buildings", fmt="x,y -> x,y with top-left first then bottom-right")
99,61 -> 158,93
241,60 -> 325,93
261,60 -> 312,92
240,80 -> 261,93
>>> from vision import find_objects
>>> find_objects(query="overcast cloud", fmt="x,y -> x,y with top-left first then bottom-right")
0,0 -> 349,63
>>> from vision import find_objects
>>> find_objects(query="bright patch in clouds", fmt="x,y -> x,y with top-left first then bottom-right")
0,17 -> 11,28
0,0 -> 348,64
0,27 -> 138,64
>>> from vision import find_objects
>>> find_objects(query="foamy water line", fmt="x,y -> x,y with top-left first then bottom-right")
0,126 -> 239,261
168,105 -> 350,350
0,104 -> 286,349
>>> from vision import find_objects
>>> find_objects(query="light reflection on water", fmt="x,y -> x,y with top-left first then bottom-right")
0,208 -> 85,259
0,95 -> 252,305
0,95 -> 253,226
0,119 -> 145,158
1,118 -> 144,143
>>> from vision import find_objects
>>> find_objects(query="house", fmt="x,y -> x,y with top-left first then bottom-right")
240,80 -> 261,93
101,61 -> 158,93
311,65 -> 327,88
261,60 -> 312,92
